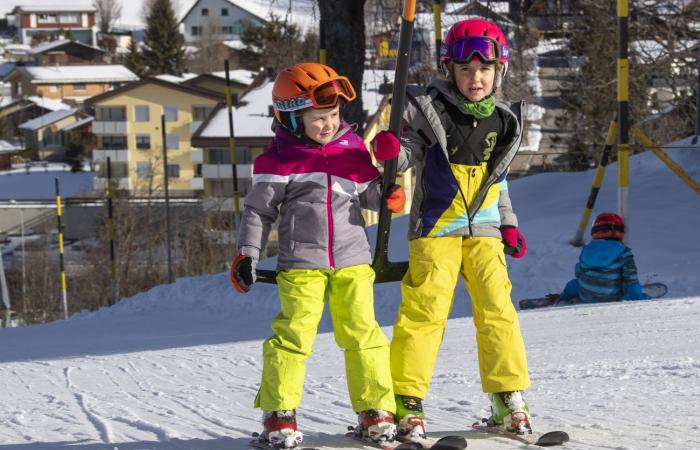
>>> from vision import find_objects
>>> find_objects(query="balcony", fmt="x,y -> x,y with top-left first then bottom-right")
92,121 -> 128,135
191,177 -> 204,190
92,148 -> 129,162
190,148 -> 203,163
201,163 -> 253,179
189,121 -> 203,134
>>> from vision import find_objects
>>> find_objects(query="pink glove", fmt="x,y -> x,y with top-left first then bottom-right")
371,130 -> 400,161
501,226 -> 527,258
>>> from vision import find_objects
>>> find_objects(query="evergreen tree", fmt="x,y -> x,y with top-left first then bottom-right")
141,0 -> 186,75
125,38 -> 146,77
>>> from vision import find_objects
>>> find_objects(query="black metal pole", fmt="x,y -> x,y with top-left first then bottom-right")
371,0 -> 416,283
106,156 -> 116,305
161,114 -> 174,283
54,178 -> 68,319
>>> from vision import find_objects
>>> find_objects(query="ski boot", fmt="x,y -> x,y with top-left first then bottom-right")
395,395 -> 427,439
356,409 -> 397,444
259,410 -> 304,448
487,391 -> 532,434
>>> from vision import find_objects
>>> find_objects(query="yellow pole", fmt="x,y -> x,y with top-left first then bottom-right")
630,127 -> 700,195
433,0 -> 442,71
54,178 -> 68,320
319,18 -> 326,64
571,118 -> 618,246
617,0 -> 630,243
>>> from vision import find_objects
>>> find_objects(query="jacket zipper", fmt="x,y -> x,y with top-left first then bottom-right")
323,146 -> 335,268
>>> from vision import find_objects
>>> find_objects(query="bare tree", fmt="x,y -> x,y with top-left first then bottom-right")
94,0 -> 123,34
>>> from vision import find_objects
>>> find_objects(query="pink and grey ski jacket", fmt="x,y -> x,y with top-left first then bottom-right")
237,123 -> 384,270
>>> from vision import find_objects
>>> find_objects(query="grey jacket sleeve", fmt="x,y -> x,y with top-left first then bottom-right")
497,181 -> 518,228
237,180 -> 286,261
359,177 -> 383,211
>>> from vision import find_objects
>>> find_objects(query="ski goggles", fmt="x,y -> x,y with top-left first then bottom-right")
274,77 -> 357,112
440,36 -> 506,64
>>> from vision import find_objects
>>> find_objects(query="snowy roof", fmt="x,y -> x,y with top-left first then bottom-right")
18,109 -> 77,131
198,80 -> 275,139
0,62 -> 16,78
11,5 -> 96,13
26,96 -> 72,112
62,116 -> 93,131
154,72 -> 199,84
0,139 -> 23,153
29,39 -> 104,55
209,69 -> 257,86
19,65 -> 138,84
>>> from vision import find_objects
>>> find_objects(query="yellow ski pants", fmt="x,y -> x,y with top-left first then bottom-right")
391,236 -> 530,397
255,264 -> 395,413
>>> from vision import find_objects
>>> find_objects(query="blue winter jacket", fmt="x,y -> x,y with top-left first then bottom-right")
560,239 -> 649,303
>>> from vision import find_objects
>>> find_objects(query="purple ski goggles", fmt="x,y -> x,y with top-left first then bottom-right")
440,36 -> 506,64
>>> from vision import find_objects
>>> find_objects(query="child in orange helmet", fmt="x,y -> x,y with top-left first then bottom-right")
229,63 -> 405,448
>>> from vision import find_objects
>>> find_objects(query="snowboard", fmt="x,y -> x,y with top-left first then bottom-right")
519,282 -> 668,310
472,421 -> 569,447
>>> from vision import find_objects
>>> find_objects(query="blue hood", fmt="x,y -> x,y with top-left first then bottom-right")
580,240 -> 626,268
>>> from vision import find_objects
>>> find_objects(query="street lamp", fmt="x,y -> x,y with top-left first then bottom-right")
8,200 -> 25,301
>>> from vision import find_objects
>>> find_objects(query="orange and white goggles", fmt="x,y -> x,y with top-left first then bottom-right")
274,77 -> 356,112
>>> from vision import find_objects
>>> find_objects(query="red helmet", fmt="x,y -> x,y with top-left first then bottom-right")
591,212 -> 625,240
440,19 -> 509,86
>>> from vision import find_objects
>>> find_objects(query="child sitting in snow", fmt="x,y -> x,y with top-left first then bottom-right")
549,212 -> 650,303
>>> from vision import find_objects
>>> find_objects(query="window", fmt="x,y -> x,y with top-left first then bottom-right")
101,135 -> 127,149
221,8 -> 229,16
43,130 -> 63,146
207,148 -> 230,164
58,14 -> 79,23
97,106 -> 126,121
135,105 -> 149,122
100,161 -> 128,178
164,105 -> 178,122
166,133 -> 179,150
201,8 -> 209,16
37,14 -> 58,24
191,26 -> 201,36
221,26 -> 233,34
136,134 -> 151,150
136,161 -> 152,178
166,164 -> 180,178
231,21 -> 242,36
192,106 -> 214,121
49,84 -> 58,93
73,83 -> 86,91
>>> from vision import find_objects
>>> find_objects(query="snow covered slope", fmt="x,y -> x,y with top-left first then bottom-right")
0,147 -> 698,449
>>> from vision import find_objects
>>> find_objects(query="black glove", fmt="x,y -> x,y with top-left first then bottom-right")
229,255 -> 255,293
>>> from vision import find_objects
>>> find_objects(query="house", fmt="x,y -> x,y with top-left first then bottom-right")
29,39 -> 105,65
17,108 -> 87,160
7,5 -> 98,46
179,0 -> 266,44
83,77 -> 223,196
0,139 -> 24,169
0,96 -> 71,141
3,64 -> 138,104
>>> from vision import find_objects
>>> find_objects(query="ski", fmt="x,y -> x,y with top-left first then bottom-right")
472,421 -> 569,447
346,431 -> 422,450
396,434 -> 467,450
519,282 -> 669,310
249,437 -> 319,450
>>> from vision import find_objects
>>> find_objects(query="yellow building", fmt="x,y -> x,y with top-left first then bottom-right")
84,77 -> 223,197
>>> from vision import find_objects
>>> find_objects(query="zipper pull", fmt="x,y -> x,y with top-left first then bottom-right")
473,117 -> 477,128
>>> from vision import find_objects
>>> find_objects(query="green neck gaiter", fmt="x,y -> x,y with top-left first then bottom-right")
453,90 -> 496,119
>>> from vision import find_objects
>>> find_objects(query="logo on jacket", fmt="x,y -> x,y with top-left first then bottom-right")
483,132 -> 498,161
339,139 -> 349,146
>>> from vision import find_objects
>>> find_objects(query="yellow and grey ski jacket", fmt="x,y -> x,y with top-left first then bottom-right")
398,78 -> 523,240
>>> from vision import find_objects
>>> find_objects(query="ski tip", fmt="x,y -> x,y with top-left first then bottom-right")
393,442 -> 423,450
535,430 -> 569,446
433,435 -> 468,450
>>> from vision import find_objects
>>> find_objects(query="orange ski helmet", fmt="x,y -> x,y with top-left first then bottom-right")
440,19 -> 509,86
591,212 -> 625,240
272,62 -> 357,133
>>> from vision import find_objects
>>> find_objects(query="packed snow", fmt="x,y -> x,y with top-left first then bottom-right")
0,144 -> 699,449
